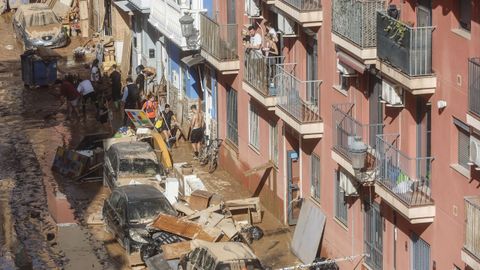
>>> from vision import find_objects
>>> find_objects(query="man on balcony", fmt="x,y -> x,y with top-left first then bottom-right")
246,25 -> 262,55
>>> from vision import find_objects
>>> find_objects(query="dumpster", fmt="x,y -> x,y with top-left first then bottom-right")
21,50 -> 58,88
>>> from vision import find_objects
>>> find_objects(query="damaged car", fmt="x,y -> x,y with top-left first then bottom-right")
13,3 -> 69,49
178,241 -> 266,270
102,185 -> 178,254
103,141 -> 165,189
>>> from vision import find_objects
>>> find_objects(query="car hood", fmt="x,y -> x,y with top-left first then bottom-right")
117,177 -> 160,188
25,23 -> 62,38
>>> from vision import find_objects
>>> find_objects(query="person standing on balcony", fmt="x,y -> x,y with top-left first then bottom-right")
246,25 -> 262,54
265,22 -> 278,43
263,33 -> 279,88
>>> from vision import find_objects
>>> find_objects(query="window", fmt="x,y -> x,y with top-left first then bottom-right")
364,203 -> 382,270
339,72 -> 349,91
310,155 -> 320,200
269,121 -> 279,166
411,234 -> 430,270
149,49 -> 155,58
334,170 -> 348,225
249,103 -> 260,150
226,88 -> 238,145
456,120 -> 470,169
459,0 -> 471,31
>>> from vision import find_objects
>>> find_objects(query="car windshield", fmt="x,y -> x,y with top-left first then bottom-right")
216,260 -> 263,270
24,10 -> 59,27
118,158 -> 158,177
128,198 -> 176,224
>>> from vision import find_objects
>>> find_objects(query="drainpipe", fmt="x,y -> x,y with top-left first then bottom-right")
299,134 -> 302,196
283,125 -> 288,225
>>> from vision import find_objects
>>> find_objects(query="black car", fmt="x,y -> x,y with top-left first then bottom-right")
102,185 -> 177,254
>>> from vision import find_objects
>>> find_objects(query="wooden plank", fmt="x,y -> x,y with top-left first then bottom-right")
184,205 -> 222,220
174,202 -> 195,216
151,215 -> 216,242
244,162 -> 274,177
79,0 -> 88,20
120,29 -> 132,78
161,241 -> 192,260
217,218 -> 238,239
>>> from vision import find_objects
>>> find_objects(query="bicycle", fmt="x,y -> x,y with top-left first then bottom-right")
199,138 -> 223,173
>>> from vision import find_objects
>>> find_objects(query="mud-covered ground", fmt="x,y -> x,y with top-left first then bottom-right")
0,10 -> 299,270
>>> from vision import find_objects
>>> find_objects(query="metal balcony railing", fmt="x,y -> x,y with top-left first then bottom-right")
375,134 -> 434,206
200,14 -> 238,61
465,196 -> 480,261
376,11 -> 434,77
280,0 -> 321,11
275,65 -> 322,123
469,58 -> 480,116
244,50 -> 285,97
332,0 -> 384,48
332,103 -> 384,159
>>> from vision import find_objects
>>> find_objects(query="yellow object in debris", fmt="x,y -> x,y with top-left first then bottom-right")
152,131 -> 172,170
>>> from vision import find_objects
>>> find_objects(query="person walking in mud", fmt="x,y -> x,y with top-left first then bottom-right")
58,75 -> 81,120
90,59 -> 101,84
190,104 -> 205,159
121,77 -> 140,126
76,77 -> 98,118
142,94 -> 157,125
159,104 -> 178,148
109,64 -> 122,110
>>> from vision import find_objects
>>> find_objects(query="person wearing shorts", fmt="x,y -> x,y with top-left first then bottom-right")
190,104 -> 204,159
59,75 -> 81,120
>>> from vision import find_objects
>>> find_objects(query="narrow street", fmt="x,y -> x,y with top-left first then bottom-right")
0,11 -> 299,270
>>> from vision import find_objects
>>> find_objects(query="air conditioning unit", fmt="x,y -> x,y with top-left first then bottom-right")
277,13 -> 296,37
381,80 -> 404,107
339,170 -> 358,196
470,136 -> 480,166
245,0 -> 261,17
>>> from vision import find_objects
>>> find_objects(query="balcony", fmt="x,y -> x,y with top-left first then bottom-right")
376,11 -> 436,94
199,14 -> 239,74
331,103 -> 383,182
462,197 -> 480,270
128,0 -> 151,12
274,0 -> 323,27
467,58 -> 480,131
331,0 -> 384,63
375,134 -> 435,224
274,65 -> 323,138
243,51 -> 285,109
149,0 -> 202,51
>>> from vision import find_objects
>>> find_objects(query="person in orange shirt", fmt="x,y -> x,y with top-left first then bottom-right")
142,94 -> 158,124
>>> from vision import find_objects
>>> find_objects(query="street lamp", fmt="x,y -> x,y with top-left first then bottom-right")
179,13 -> 199,49
348,136 -> 367,171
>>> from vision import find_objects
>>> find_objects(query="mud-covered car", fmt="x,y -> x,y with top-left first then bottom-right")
103,141 -> 165,189
13,4 -> 68,49
102,185 -> 177,254
178,241 -> 265,270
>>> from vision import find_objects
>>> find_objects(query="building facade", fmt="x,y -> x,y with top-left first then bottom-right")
205,0 -> 480,269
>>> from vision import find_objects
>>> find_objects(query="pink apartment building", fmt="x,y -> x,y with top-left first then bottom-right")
198,0 -> 480,269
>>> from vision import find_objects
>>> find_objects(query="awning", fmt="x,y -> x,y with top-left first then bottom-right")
113,1 -> 133,14
181,54 -> 205,68
337,51 -> 366,74
127,1 -> 150,13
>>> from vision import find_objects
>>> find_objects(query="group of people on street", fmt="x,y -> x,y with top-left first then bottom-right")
58,60 -> 206,157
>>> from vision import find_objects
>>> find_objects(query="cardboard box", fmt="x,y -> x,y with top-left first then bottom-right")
188,190 -> 214,211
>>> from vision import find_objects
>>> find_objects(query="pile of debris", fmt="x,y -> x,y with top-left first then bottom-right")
143,192 -> 264,264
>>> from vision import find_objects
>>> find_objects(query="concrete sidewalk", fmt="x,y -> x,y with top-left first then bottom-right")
170,141 -> 300,268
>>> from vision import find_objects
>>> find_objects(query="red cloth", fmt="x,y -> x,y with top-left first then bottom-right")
60,81 -> 81,101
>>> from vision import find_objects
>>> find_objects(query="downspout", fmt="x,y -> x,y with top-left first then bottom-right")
283,125 -> 288,224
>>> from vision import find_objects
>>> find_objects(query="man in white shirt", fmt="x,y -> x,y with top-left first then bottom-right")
77,79 -> 98,117
247,25 -> 262,55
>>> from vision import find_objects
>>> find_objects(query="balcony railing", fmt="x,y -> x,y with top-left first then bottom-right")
281,0 -> 322,10
333,103 -> 384,159
375,134 -> 434,206
275,65 -> 322,123
469,58 -> 480,116
376,11 -> 434,77
200,14 -> 238,61
244,51 -> 285,96
465,196 -> 480,261
332,0 -> 384,48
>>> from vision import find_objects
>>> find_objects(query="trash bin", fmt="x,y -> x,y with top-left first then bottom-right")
21,51 -> 58,88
